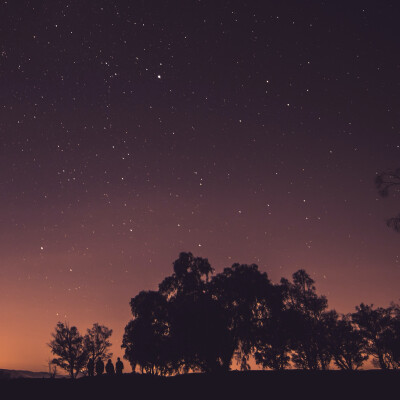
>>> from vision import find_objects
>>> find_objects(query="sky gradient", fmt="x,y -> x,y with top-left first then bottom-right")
1,1 -> 400,372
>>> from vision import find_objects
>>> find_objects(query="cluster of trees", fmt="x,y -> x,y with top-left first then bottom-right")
122,252 -> 400,375
48,323 -> 112,378
47,169 -> 399,377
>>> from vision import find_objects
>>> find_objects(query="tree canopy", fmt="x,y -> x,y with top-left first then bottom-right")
49,252 -> 400,377
49,322 -> 113,378
122,252 -> 400,373
84,323 -> 113,364
48,322 -> 87,379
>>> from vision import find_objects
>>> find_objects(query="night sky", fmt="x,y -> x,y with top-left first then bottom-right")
1,1 -> 400,372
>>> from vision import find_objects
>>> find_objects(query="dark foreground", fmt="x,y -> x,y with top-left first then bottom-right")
1,370 -> 399,400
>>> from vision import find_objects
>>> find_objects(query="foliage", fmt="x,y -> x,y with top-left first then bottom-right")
123,253 -> 232,374
280,270 -> 331,370
122,290 -> 171,375
48,322 -> 88,378
167,291 -> 231,373
389,305 -> 400,367
254,292 -> 292,370
351,303 -> 398,369
83,323 -> 113,365
121,252 -> 400,374
210,263 -> 273,370
328,313 -> 368,370
159,252 -> 213,299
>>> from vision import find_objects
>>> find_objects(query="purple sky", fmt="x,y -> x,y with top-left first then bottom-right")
1,1 -> 400,371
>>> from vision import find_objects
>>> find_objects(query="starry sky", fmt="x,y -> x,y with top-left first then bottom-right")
1,0 -> 400,372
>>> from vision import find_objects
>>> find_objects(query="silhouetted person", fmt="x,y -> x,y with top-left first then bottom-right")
116,357 -> 124,375
87,358 -> 94,377
106,359 -> 115,376
95,359 -> 104,376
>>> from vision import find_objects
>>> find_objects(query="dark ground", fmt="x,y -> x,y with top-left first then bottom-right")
1,370 -> 399,400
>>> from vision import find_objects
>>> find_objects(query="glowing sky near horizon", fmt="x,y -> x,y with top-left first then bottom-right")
1,1 -> 400,372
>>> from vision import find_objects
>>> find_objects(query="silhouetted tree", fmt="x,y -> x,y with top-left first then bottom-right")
328,313 -> 368,370
210,263 -> 274,370
158,252 -> 213,299
83,323 -> 113,370
318,310 -> 339,369
123,253 -> 238,374
352,303 -> 397,369
254,287 -> 292,370
390,304 -> 400,367
376,303 -> 400,369
160,253 -> 231,373
123,252 -> 400,374
48,322 -> 88,378
122,290 -> 172,375
167,289 -> 231,373
375,168 -> 400,232
281,270 -> 331,370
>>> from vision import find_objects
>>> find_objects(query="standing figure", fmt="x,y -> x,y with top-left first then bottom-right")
95,358 -> 105,376
116,357 -> 124,375
87,358 -> 94,377
106,359 -> 115,376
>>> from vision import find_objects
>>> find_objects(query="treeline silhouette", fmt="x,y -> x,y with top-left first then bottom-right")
47,252 -> 400,378
121,252 -> 400,374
